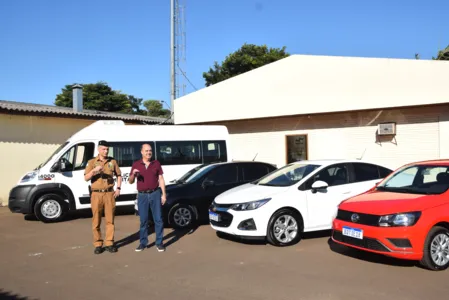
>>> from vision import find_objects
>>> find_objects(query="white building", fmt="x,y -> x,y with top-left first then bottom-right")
174,54 -> 449,170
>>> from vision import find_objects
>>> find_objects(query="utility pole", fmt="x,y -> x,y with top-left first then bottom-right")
170,0 -> 176,115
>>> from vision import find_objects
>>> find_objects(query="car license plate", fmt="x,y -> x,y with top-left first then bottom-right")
342,226 -> 363,240
209,211 -> 220,222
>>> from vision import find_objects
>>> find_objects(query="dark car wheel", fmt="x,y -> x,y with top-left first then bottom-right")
34,193 -> 68,223
420,226 -> 449,271
266,208 -> 303,247
168,204 -> 197,229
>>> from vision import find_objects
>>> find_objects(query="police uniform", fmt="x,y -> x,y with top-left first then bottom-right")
84,141 -> 122,253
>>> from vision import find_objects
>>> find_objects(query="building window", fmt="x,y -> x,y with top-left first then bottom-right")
286,135 -> 308,164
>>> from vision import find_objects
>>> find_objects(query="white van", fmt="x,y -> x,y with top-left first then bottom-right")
8,120 -> 231,223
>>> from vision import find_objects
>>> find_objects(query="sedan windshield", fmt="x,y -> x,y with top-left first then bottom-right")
255,163 -> 321,187
175,164 -> 215,184
377,164 -> 449,195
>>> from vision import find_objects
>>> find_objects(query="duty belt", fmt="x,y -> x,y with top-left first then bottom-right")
92,187 -> 114,193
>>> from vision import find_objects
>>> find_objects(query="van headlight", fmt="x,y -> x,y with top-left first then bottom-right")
378,212 -> 421,227
20,171 -> 37,183
231,198 -> 271,211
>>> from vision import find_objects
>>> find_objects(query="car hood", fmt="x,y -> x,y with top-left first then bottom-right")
339,190 -> 447,215
214,183 -> 290,204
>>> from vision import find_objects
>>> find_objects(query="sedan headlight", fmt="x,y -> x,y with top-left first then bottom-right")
231,198 -> 271,211
378,212 -> 421,227
20,171 -> 37,183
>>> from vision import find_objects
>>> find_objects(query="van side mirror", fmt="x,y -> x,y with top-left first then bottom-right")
311,180 -> 328,194
202,179 -> 214,189
50,159 -> 66,173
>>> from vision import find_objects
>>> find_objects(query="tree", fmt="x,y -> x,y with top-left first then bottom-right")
143,100 -> 171,118
433,45 -> 449,60
55,82 -> 137,113
202,43 -> 290,87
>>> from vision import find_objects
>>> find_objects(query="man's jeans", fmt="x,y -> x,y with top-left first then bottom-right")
137,189 -> 164,246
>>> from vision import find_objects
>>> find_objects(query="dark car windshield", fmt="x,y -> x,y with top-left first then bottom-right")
175,164 -> 216,184
377,164 -> 449,195
254,163 -> 321,187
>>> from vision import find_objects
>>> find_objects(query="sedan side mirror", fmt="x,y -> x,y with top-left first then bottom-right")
311,180 -> 328,194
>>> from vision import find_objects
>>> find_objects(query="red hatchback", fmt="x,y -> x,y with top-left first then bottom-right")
332,159 -> 449,271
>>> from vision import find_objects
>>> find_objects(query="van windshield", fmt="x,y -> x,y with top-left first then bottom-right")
377,164 -> 449,195
35,142 -> 69,170
254,163 -> 320,187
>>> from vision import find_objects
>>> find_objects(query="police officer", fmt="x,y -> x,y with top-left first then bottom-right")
84,140 -> 122,254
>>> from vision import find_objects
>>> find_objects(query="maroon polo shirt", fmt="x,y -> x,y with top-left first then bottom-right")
130,159 -> 164,191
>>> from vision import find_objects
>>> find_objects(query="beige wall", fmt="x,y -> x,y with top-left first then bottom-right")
0,114 -> 95,206
174,55 -> 449,124
201,105 -> 449,171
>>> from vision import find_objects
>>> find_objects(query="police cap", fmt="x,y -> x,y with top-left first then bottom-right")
98,140 -> 110,147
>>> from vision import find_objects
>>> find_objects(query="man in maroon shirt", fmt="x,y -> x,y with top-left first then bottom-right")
129,143 -> 166,252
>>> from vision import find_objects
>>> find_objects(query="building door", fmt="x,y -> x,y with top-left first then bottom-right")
286,134 -> 308,164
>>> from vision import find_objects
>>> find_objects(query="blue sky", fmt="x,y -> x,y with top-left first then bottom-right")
0,0 -> 446,109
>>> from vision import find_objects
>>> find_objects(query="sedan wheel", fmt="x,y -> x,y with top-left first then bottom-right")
420,226 -> 449,271
267,208 -> 303,247
169,204 -> 196,229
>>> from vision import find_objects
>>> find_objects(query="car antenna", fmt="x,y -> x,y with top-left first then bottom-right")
357,148 -> 367,160
252,153 -> 258,161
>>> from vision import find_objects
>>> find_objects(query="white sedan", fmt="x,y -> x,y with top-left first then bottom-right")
208,159 -> 393,246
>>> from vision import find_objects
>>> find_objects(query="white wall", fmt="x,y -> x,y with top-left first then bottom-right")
174,55 -> 449,124
219,105 -> 448,171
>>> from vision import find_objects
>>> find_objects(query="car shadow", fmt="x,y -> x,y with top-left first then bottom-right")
215,229 -> 333,246
327,238 -> 417,268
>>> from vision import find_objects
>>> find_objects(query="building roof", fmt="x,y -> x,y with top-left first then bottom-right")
174,54 -> 449,124
0,100 -> 173,124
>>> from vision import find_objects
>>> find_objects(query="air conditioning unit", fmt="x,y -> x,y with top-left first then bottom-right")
378,122 -> 396,136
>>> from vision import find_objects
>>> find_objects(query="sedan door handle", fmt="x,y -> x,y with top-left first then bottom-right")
342,191 -> 351,194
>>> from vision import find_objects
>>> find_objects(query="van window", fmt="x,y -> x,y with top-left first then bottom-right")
202,141 -> 227,163
59,142 -> 95,172
156,141 -> 202,165
108,142 -> 155,167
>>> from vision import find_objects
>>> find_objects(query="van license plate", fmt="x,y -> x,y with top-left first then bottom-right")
209,211 -> 220,222
342,226 -> 363,240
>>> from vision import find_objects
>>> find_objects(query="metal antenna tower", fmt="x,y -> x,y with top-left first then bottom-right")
170,0 -> 186,114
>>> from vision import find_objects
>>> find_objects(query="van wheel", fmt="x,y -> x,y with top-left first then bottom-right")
420,226 -> 449,271
266,208 -> 303,247
169,204 -> 196,229
34,194 -> 67,223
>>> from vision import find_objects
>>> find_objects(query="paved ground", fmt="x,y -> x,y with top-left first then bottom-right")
0,207 -> 448,300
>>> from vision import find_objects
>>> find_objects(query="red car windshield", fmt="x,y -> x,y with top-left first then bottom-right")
377,165 -> 449,195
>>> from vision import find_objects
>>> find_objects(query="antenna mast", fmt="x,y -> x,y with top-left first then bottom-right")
170,0 -> 187,114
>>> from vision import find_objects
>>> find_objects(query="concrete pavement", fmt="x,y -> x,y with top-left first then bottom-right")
0,207 -> 447,300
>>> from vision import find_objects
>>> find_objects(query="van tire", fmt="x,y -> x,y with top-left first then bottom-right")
34,193 -> 67,223
168,204 -> 197,229
419,226 -> 449,271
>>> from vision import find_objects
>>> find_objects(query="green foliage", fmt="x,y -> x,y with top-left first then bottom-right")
143,100 -> 171,118
202,43 -> 290,87
54,82 -> 171,117
432,45 -> 449,60
55,82 -> 135,113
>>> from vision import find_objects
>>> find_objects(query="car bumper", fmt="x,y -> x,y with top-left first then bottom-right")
208,207 -> 268,238
332,218 -> 423,260
8,185 -> 35,214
